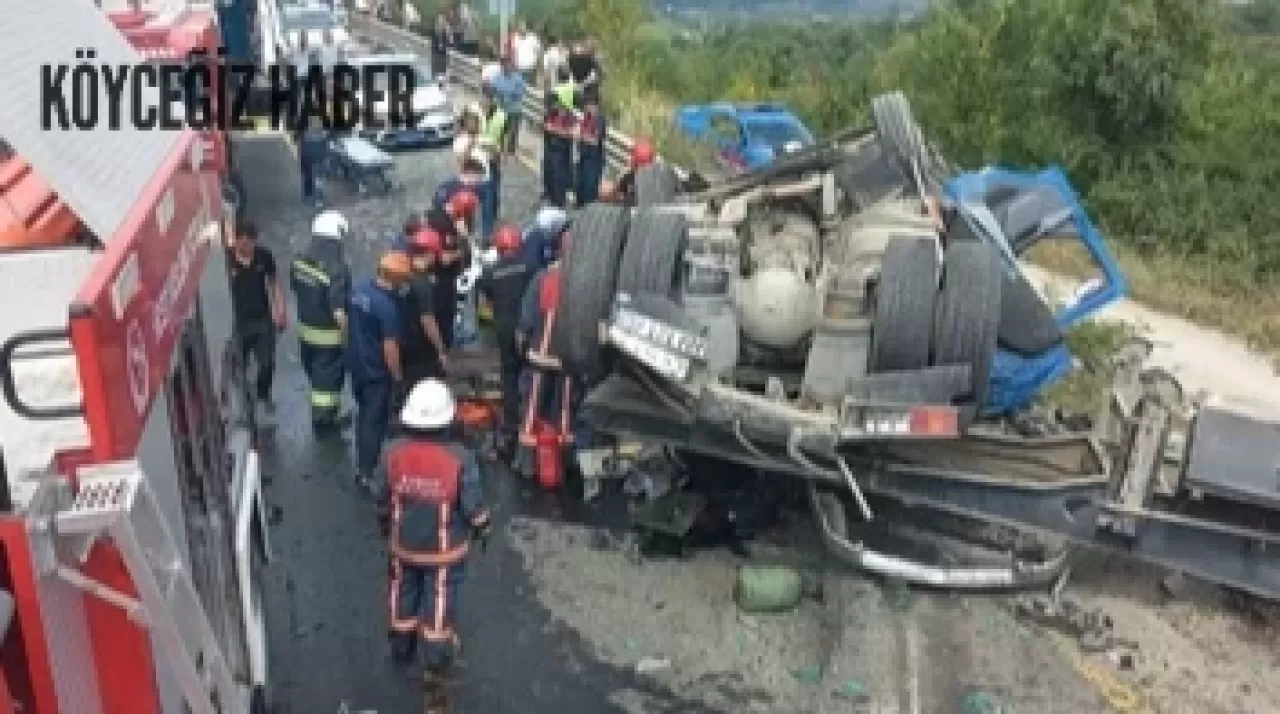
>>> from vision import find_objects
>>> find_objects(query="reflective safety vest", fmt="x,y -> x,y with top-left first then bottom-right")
291,257 -> 343,347
552,82 -> 576,110
479,107 -> 507,147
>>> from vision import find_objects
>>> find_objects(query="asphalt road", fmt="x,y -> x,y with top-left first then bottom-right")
235,132 -> 1118,714
235,134 -> 722,713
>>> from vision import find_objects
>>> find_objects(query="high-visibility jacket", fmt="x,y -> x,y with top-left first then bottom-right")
386,436 -> 488,566
479,106 -> 507,149
290,235 -> 351,348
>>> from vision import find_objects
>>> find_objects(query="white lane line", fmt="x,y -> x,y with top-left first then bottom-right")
905,614 -> 923,714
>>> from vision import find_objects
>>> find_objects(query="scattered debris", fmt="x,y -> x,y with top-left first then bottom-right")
833,678 -> 868,700
960,689 -> 1005,714
1013,592 -> 1139,668
636,656 -> 671,675
735,565 -> 804,614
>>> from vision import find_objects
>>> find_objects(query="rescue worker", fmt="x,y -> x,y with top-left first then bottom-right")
575,97 -> 606,206
401,228 -> 451,385
291,211 -> 353,429
348,250 -> 412,496
542,68 -> 578,208
607,138 -> 656,205
386,378 -> 491,698
425,189 -> 480,350
520,205 -> 568,273
476,224 -> 533,456
514,230 -> 577,476
477,87 -> 508,238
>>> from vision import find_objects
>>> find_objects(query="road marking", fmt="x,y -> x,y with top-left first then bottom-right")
905,615 -> 923,714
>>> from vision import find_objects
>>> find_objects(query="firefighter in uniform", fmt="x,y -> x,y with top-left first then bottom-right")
291,210 -> 353,429
386,379 -> 491,700
401,228 -> 450,384
605,139 -> 656,205
476,224 -> 534,457
513,231 -> 577,476
542,68 -> 578,208
425,189 -> 480,351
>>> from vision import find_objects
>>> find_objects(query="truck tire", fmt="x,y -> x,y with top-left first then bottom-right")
933,241 -> 1003,422
552,204 -> 629,375
634,164 -> 680,207
617,209 -> 688,299
870,236 -> 937,372
997,273 -> 1063,357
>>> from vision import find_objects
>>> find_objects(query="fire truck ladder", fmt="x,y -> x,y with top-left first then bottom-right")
55,461 -> 244,714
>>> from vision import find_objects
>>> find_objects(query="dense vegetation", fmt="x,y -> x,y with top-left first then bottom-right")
414,0 -> 1280,350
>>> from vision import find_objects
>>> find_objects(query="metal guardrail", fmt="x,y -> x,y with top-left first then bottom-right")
351,15 -> 682,180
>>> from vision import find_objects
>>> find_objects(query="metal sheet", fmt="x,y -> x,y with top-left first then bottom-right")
0,0 -> 183,242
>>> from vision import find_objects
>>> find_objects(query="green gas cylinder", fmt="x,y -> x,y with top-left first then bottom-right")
734,565 -> 804,614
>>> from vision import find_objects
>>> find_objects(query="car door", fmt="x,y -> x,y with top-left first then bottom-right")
707,112 -> 748,173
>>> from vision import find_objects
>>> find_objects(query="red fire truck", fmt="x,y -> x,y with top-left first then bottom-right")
0,3 -> 271,713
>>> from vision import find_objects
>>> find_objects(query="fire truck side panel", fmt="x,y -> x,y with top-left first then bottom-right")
32,548 -> 105,714
80,543 -> 164,714
0,248 -> 97,504
0,522 -> 63,714
69,133 -> 220,463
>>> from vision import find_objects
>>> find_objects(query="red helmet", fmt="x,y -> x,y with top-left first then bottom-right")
493,224 -> 522,257
447,189 -> 480,218
408,228 -> 444,255
631,139 -> 656,169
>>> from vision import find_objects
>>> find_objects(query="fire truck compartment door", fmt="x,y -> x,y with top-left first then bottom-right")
231,427 -> 270,688
0,0 -> 183,242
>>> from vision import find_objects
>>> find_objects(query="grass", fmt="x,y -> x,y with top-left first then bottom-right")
1030,241 -> 1280,366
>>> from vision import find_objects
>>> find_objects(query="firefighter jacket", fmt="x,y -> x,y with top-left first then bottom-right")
478,255 -> 533,339
290,236 -> 351,348
385,436 -> 489,566
518,264 -> 561,356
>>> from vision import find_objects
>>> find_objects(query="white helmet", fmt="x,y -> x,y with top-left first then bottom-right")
312,211 -> 349,241
535,206 -> 568,235
400,379 -> 456,430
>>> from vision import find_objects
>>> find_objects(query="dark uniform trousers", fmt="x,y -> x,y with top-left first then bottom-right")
482,258 -> 534,439
291,258 -> 346,424
386,438 -> 486,670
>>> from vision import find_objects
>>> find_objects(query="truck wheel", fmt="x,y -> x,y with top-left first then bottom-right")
996,273 -> 1063,357
870,236 -> 937,372
617,209 -> 688,299
634,164 -> 680,207
552,204 -> 630,375
933,241 -> 1003,423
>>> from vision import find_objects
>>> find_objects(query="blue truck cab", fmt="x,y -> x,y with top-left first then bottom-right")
675,102 -> 815,173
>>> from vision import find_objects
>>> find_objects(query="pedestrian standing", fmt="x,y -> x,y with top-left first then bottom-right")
477,87 -> 508,233
540,34 -> 567,90
430,10 -> 452,78
348,251 -> 413,497
542,68 -> 578,208
229,219 -> 287,418
477,224 -> 534,456
291,211 -> 353,429
489,55 -> 528,159
567,38 -> 601,105
575,97 -> 606,206
512,22 -> 542,85
385,379 -> 491,703
297,114 -> 330,207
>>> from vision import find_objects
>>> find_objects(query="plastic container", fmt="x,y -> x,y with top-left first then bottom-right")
734,565 -> 804,614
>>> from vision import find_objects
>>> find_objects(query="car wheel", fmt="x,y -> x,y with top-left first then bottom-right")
552,204 -> 630,376
634,164 -> 680,208
870,236 -> 938,372
617,209 -> 688,299
932,240 -> 1003,424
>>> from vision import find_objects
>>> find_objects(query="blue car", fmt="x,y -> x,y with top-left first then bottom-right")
675,102 -> 815,173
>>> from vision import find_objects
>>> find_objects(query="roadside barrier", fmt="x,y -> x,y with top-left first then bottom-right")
352,15 -> 685,179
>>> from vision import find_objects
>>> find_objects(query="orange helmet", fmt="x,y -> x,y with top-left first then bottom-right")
408,228 -> 444,255
630,139 -> 656,169
447,189 -> 480,218
378,250 -> 412,280
493,224 -> 522,257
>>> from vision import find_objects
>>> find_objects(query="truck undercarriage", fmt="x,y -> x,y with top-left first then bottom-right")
553,93 -> 1280,599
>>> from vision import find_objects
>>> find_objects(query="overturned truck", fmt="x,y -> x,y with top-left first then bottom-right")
553,92 -> 1280,597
